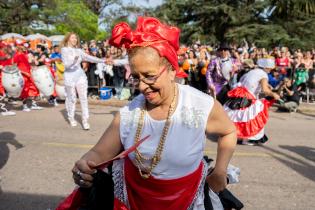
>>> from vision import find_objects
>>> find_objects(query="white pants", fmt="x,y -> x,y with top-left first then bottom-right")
65,76 -> 89,122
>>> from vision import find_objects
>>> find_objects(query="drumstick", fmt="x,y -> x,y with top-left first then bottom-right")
95,135 -> 150,170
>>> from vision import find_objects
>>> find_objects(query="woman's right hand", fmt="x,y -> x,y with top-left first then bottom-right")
273,93 -> 281,101
72,159 -> 97,188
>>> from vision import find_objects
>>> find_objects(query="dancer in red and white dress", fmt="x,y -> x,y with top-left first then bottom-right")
66,17 -> 238,210
13,40 -> 43,112
0,41 -> 16,116
224,57 -> 280,145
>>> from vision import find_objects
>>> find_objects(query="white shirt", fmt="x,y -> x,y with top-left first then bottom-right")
239,68 -> 268,97
61,47 -> 104,86
119,84 -> 214,179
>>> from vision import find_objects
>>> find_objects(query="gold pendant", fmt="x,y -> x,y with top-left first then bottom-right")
141,173 -> 150,179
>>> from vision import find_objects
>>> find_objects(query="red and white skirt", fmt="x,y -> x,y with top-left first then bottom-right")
223,87 -> 274,140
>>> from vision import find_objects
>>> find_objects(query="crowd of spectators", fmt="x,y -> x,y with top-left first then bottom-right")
2,38 -> 315,112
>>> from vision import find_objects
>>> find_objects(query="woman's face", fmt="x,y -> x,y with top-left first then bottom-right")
130,48 -> 175,106
68,34 -> 78,47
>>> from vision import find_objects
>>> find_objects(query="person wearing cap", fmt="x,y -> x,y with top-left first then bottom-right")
223,57 -> 280,145
70,17 -> 237,209
206,43 -> 238,104
13,40 -> 43,111
0,41 -> 16,116
60,32 -> 106,130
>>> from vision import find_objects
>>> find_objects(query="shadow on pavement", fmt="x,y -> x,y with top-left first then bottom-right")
0,192 -> 64,210
0,132 -> 24,195
261,145 -> 315,182
296,110 -> 315,118
0,132 -> 24,170
279,145 -> 315,163
60,108 -> 81,124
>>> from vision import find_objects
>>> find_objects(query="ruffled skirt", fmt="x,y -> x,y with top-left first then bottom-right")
224,87 -> 273,140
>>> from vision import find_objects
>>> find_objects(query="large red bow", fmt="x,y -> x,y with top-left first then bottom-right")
109,16 -> 182,74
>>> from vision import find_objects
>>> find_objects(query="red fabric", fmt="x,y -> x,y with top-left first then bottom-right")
227,86 -> 256,100
109,17 -> 184,77
0,73 -> 4,95
56,188 -> 87,210
114,198 -> 130,210
0,50 -> 12,66
276,57 -> 289,67
0,41 -> 7,48
13,52 -> 39,98
123,158 -> 203,210
235,99 -> 273,138
48,65 -> 57,97
227,86 -> 275,138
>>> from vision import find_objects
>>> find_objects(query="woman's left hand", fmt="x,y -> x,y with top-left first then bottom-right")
206,170 -> 227,193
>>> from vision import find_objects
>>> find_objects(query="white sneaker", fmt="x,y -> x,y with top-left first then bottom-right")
1,111 -> 16,116
22,105 -> 31,112
54,99 -> 59,107
68,118 -> 78,127
8,100 -> 18,105
31,103 -> 43,110
82,121 -> 90,130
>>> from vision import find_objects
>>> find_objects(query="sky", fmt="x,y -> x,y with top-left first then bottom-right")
100,0 -> 164,29
124,0 -> 164,8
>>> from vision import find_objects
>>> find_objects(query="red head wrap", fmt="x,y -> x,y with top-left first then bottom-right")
109,17 -> 186,78
0,41 -> 7,49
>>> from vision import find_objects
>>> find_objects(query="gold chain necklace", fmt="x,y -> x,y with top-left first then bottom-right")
134,84 -> 177,179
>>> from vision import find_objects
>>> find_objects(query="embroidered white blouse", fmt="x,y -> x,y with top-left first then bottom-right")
119,84 -> 214,179
61,47 -> 104,86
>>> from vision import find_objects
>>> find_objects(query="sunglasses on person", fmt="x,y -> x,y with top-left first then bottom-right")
128,66 -> 167,86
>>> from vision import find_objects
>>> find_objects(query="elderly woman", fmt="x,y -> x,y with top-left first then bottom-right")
71,17 -> 237,209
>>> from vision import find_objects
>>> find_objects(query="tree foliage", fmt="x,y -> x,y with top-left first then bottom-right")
43,0 -> 106,40
148,0 -> 315,49
0,0 -> 50,34
0,0 -> 109,40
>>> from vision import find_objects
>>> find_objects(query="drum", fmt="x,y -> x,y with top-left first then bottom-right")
55,83 -> 66,100
31,65 -> 54,96
1,65 -> 24,97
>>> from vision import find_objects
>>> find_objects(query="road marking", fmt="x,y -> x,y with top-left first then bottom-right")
43,142 -> 280,158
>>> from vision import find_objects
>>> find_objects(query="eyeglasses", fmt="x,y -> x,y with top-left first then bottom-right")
128,66 -> 167,86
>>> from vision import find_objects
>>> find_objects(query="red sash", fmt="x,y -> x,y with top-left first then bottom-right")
115,158 -> 203,210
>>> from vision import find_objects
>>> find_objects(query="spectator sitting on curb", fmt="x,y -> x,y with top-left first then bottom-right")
277,78 -> 300,112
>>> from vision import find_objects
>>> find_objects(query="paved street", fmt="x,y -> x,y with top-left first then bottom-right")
0,102 -> 314,210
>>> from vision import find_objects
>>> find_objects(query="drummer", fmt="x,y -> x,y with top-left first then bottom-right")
13,39 -> 43,112
0,41 -> 16,116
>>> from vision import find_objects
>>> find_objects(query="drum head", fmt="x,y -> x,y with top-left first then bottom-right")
3,65 -> 19,74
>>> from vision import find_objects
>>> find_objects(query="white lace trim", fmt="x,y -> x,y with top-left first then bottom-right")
112,159 -> 129,208
188,159 -> 208,210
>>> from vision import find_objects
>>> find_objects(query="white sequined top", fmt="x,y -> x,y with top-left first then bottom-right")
119,84 -> 214,179
61,47 -> 104,86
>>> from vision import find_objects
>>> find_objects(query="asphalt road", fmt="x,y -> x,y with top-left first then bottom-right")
0,102 -> 314,210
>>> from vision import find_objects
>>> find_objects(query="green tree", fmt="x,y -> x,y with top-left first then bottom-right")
0,0 -> 51,34
151,0 -> 267,44
43,0 -> 106,40
149,0 -> 315,49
